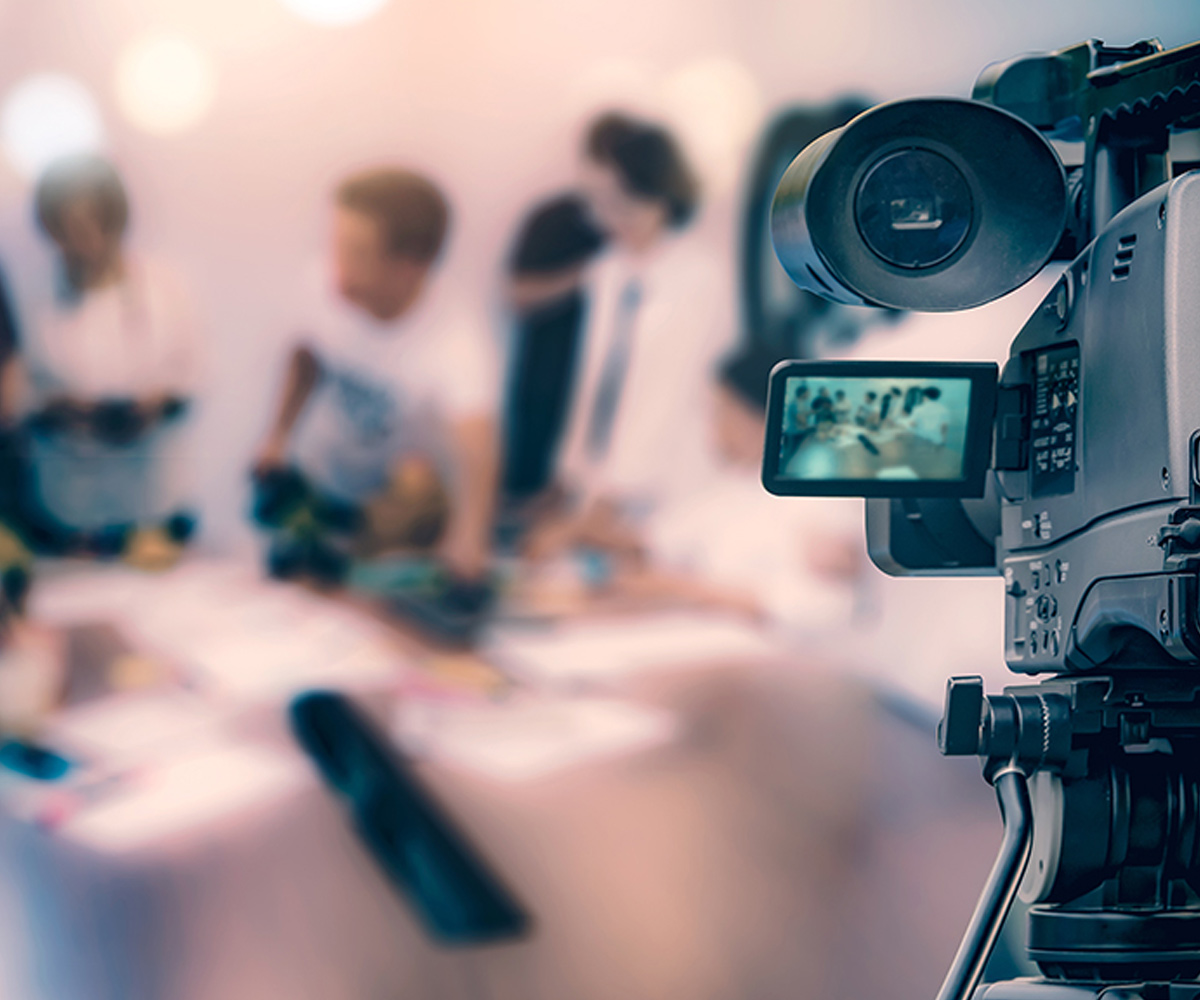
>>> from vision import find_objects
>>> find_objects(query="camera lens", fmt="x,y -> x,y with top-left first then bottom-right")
854,149 -> 973,269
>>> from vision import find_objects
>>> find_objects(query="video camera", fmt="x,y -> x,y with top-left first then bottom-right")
763,38 -> 1200,1000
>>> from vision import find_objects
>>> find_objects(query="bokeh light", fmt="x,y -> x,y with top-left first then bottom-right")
0,73 -> 105,180
275,0 -> 391,27
115,33 -> 218,136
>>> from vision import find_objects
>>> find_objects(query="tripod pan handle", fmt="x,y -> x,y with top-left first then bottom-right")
934,767 -> 1033,1000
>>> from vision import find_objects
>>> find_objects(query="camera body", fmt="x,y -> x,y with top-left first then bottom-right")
766,38 -> 1200,680
915,168 -> 1200,677
764,36 -> 1200,999
993,171 -> 1200,676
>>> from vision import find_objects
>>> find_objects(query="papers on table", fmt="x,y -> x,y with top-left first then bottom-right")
29,564 -> 154,626
19,688 -> 296,851
46,690 -> 227,763
486,612 -> 780,687
394,694 -> 676,782
17,565 -> 782,836
10,561 -> 403,851
59,742 -> 309,853
396,612 -> 780,781
32,560 -> 406,701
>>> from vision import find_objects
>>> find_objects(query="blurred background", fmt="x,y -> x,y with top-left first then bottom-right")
0,0 -> 1192,547
0,3 -> 1197,1000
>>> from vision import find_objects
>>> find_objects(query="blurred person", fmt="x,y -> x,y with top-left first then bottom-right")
0,264 -> 62,737
780,381 -> 811,464
0,263 -> 27,532
833,388 -> 851,424
0,263 -> 18,421
610,343 -> 865,628
526,113 -> 734,564
907,386 -> 950,446
876,386 -> 902,428
0,265 -> 31,603
500,193 -> 605,512
251,167 -> 498,587
855,390 -> 880,429
498,118 -> 640,518
785,409 -> 845,479
787,383 -> 810,432
21,155 -> 202,567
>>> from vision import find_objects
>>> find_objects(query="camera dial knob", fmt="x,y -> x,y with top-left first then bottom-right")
939,676 -> 985,756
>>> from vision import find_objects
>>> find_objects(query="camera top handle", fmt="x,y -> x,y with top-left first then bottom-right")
975,38 -> 1200,249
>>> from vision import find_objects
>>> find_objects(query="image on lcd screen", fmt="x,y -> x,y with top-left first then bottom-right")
776,376 -> 972,481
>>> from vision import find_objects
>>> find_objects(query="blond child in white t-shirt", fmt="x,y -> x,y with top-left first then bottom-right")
251,167 -> 499,586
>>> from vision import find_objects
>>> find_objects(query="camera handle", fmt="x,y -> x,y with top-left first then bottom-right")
935,767 -> 1034,1000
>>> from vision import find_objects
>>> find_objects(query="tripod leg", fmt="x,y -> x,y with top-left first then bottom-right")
934,767 -> 1034,1000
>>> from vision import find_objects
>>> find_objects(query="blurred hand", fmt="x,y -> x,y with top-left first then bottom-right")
438,527 -> 489,582
576,499 -> 646,565
140,392 -> 188,426
522,513 -> 579,563
30,396 -> 92,437
523,499 -> 646,566
252,433 -> 289,479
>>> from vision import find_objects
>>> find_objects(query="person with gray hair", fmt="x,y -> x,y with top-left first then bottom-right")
21,154 -> 202,566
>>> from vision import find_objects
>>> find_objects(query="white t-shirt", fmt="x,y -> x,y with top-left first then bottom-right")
27,256 -> 200,402
290,273 -> 497,503
24,255 -> 203,530
557,234 -> 734,513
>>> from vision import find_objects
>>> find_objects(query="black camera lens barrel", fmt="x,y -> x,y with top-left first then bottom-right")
772,97 -> 1069,311
854,148 -> 974,269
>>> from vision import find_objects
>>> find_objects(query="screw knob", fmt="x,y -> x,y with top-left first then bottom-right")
939,676 -> 985,756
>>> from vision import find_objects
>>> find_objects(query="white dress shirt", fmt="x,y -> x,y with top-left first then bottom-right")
558,233 -> 734,515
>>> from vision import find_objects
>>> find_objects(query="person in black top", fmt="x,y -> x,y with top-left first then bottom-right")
0,267 -> 17,374
0,265 -> 26,531
499,113 -> 651,520
500,194 -> 605,507
0,264 -> 34,614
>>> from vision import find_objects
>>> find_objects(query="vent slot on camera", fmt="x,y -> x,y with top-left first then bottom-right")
1111,234 -> 1137,281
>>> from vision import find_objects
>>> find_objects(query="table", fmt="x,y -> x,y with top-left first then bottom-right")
0,561 -> 1008,1000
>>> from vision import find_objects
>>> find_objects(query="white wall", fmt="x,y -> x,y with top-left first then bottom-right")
0,0 -> 1196,546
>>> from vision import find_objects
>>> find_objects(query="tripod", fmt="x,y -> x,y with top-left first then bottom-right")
936,673 -> 1200,1000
